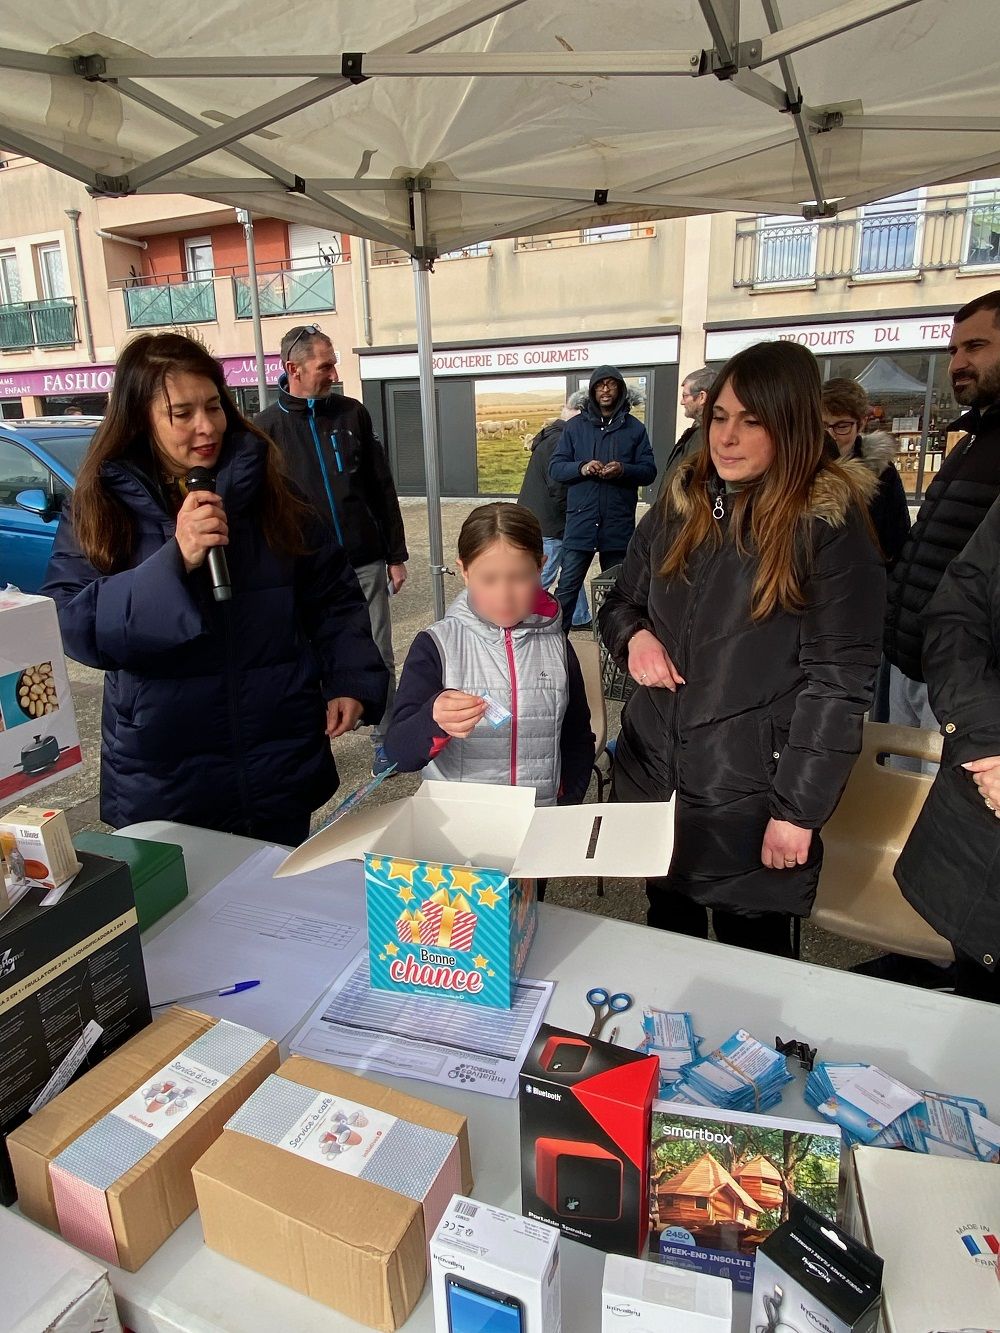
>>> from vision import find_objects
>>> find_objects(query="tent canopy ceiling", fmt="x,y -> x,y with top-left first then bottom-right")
1,0 -> 999,257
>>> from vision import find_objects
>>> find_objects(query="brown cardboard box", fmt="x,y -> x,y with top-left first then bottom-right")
7,1007 -> 279,1271
192,1056 -> 473,1332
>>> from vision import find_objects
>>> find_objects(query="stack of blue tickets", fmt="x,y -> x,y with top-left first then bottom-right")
661,1028 -> 793,1112
806,1061 -> 1000,1161
638,1008 -> 702,1096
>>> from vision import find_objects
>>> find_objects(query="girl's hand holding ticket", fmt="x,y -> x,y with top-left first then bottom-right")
432,690 -> 487,738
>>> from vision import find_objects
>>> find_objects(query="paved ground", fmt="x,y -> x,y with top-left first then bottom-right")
46,496 -> 877,972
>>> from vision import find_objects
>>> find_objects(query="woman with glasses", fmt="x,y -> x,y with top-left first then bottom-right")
821,378 -> 911,568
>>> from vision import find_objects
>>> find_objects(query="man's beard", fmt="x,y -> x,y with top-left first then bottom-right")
953,358 -> 1000,409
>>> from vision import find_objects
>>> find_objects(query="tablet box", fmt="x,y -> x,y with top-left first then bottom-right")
0,1206 -> 123,1333
193,1056 -> 473,1332
602,1254 -> 732,1333
0,849 -> 151,1208
519,1025 -> 659,1256
848,1146 -> 999,1332
277,780 -> 673,1009
7,1007 -> 278,1271
0,589 -> 84,804
0,804 -> 81,890
431,1196 -> 561,1333
751,1197 -> 882,1333
73,831 -> 189,933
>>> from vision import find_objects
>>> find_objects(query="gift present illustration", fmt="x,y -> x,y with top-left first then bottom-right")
421,888 -> 478,952
395,906 -> 433,944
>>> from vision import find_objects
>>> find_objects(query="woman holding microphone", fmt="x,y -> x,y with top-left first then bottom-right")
600,341 -> 885,956
43,332 -> 387,845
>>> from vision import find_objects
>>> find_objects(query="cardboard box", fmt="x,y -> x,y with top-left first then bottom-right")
848,1146 -> 1000,1332
277,781 -> 673,1009
519,1025 -> 659,1256
7,1007 -> 279,1271
0,1207 -> 123,1333
649,1101 -> 844,1292
431,1195 -> 561,1333
73,831 -> 189,933
602,1254 -> 732,1333
0,589 -> 83,803
0,850 -> 151,1207
751,1197 -> 882,1333
193,1056 -> 473,1332
1,804 -> 81,891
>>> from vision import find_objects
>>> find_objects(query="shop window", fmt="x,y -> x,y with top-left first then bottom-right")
754,216 -> 818,285
474,375 -> 566,495
856,190 -> 921,275
964,179 -> 1000,267
0,249 -> 21,304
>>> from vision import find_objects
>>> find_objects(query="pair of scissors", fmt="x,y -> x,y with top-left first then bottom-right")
586,986 -> 633,1038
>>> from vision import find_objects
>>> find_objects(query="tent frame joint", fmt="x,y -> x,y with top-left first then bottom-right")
781,89 -> 804,116
803,200 -> 839,220
341,53 -> 368,84
701,39 -> 764,81
88,174 -> 133,198
73,53 -> 107,81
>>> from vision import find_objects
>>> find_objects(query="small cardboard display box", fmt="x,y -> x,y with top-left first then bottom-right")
193,1056 -> 473,1332
848,1145 -> 1000,1332
0,1206 -> 123,1333
0,589 -> 83,804
7,1007 -> 279,1272
277,781 -> 673,1009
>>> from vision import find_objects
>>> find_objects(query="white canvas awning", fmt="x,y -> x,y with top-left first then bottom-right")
2,0 -> 997,611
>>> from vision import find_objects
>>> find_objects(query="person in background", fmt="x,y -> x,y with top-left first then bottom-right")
822,378 -> 911,568
895,494 -> 1000,1002
256,325 -> 407,778
654,366 -> 717,502
517,391 -> 592,628
548,366 -> 657,632
600,341 -> 884,958
64,402 -> 84,416
43,332 -> 388,846
883,290 -> 1000,746
385,503 -> 595,812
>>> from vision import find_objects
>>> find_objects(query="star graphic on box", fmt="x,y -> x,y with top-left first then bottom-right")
386,858 -> 420,888
423,864 -> 448,891
477,884 -> 503,910
473,954 -> 489,969
447,865 -> 481,895
385,941 -> 399,956
397,885 -> 416,903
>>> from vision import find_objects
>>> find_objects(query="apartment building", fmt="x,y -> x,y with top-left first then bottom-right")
2,153 -> 998,502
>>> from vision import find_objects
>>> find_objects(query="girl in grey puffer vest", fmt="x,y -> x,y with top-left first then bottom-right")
384,504 -> 595,807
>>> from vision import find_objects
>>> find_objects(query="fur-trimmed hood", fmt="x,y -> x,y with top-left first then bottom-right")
668,457 -> 878,528
852,429 -> 899,474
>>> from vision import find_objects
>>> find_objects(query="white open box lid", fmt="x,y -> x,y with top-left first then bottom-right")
276,781 -> 674,881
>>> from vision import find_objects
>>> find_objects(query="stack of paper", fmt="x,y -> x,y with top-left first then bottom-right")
661,1029 -> 793,1113
806,1062 -> 1000,1160
638,1008 -> 702,1096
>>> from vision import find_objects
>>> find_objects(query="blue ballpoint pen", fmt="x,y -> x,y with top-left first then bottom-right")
152,980 -> 261,1009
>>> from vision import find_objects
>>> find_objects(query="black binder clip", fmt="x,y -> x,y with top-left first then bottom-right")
775,1036 -> 817,1071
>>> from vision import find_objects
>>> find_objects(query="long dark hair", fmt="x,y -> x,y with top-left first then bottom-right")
72,332 -> 308,572
661,340 -> 873,620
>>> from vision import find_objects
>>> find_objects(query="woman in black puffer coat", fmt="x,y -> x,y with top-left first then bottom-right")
600,342 -> 885,956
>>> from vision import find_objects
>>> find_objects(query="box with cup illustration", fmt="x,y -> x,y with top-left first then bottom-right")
276,781 -> 674,1010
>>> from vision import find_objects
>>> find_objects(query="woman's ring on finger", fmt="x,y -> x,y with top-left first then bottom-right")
639,672 -> 648,683
987,798 -> 996,812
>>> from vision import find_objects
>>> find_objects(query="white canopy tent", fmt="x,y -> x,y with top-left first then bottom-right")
2,0 -> 998,613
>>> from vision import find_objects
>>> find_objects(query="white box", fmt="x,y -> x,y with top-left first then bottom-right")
0,590 -> 83,805
602,1254 -> 732,1333
431,1195 -> 561,1333
849,1146 -> 1000,1332
0,1207 -> 122,1332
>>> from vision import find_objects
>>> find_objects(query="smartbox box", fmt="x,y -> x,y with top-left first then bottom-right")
0,850 -> 151,1207
848,1146 -> 999,1332
0,1206 -> 123,1333
431,1196 -> 561,1333
7,1007 -> 279,1271
277,781 -> 673,1009
193,1056 -> 473,1332
519,1025 -> 659,1256
602,1254 -> 732,1333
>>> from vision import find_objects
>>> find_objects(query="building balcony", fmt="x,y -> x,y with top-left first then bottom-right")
119,261 -> 336,331
232,263 -> 335,319
733,193 -> 1000,289
0,297 -> 78,350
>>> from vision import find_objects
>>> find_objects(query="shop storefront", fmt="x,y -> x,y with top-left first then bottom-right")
704,309 -> 959,499
358,329 -> 680,497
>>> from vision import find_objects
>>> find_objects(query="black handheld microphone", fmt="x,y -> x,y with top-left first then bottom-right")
184,467 -> 232,602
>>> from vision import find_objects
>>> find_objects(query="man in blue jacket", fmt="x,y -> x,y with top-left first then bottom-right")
548,365 -> 657,631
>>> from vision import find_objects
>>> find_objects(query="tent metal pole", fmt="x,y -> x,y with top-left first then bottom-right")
412,256 -> 446,620
758,0 -> 828,211
235,208 -> 269,409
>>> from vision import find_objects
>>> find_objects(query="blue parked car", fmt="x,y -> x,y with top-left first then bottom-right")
0,417 -> 100,594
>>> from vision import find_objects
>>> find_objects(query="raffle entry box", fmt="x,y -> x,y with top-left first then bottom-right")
277,781 -> 673,1009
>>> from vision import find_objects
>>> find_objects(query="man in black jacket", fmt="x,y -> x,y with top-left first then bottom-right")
256,326 -> 408,776
653,366 -> 716,504
884,290 -> 1000,754
517,392 -> 591,627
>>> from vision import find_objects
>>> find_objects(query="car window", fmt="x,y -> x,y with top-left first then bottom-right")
0,440 -> 51,507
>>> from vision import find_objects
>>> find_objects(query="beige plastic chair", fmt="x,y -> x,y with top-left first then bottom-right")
812,721 -> 953,963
